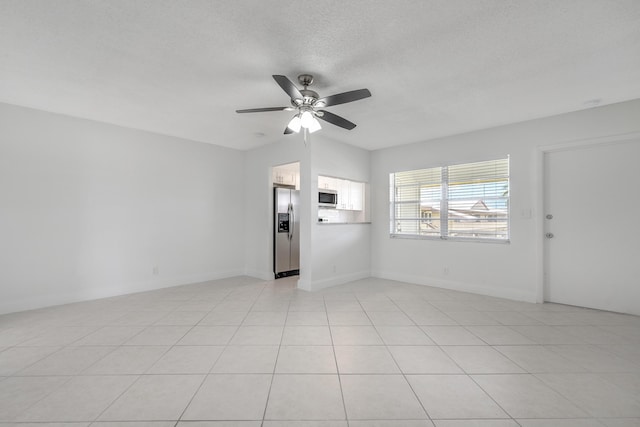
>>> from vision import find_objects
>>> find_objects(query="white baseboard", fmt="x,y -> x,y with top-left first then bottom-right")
0,269 -> 245,315
297,278 -> 312,292
371,270 -> 537,303
244,269 -> 274,281
3,269 -> 539,315
309,270 -> 371,292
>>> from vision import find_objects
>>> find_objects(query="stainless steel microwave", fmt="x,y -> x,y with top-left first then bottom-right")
318,189 -> 338,208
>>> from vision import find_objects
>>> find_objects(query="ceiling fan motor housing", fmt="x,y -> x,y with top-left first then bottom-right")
297,74 -> 314,87
296,74 -> 320,106
300,89 -> 319,104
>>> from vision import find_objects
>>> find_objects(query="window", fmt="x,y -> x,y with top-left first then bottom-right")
390,157 -> 509,242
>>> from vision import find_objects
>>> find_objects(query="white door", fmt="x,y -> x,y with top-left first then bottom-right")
544,138 -> 640,315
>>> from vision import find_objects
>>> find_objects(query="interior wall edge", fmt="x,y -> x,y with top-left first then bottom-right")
244,269 -> 274,282
309,270 -> 371,292
297,278 -> 312,292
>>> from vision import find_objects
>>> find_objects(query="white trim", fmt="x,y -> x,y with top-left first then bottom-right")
297,278 -> 312,292
244,269 -> 275,281
372,270 -> 537,303
389,157 -> 511,242
0,270 -> 245,315
538,131 -> 640,153
390,234 -> 510,244
535,148 -> 545,304
308,270 -> 371,292
536,131 -> 640,304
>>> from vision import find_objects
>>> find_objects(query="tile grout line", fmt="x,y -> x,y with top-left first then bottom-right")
88,282 -> 236,424
357,293 -> 435,424
3,277 -> 640,424
324,293 -> 350,426
391,292 -> 527,425
259,281 -> 291,427
2,374 -> 76,422
91,331 -> 204,421
170,278 -> 272,424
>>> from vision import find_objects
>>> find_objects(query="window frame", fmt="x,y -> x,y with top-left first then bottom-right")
389,156 -> 510,244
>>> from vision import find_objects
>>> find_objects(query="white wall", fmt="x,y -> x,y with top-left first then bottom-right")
0,103 -> 246,314
6,97 -> 638,314
310,138 -> 371,290
371,99 -> 640,302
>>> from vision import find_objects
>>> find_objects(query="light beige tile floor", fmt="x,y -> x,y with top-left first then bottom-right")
0,275 -> 639,426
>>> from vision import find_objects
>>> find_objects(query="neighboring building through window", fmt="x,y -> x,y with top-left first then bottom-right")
389,157 -> 510,241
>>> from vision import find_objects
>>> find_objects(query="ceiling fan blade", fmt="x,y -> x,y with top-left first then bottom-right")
316,110 -> 357,130
284,126 -> 295,135
272,75 -> 303,101
316,88 -> 371,107
236,107 -> 291,113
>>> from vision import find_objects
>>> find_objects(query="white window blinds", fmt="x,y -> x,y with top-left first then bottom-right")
390,157 -> 509,241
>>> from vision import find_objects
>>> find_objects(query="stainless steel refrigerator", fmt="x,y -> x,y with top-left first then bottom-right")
274,187 -> 300,278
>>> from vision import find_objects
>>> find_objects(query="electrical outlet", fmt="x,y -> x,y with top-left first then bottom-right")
333,265 -> 337,273
152,266 -> 159,275
443,267 -> 450,275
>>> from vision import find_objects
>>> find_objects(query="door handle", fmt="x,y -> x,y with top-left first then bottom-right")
545,233 -> 554,239
288,203 -> 294,241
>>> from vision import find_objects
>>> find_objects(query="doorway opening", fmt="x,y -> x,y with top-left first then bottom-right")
272,162 -> 300,279
543,138 -> 640,315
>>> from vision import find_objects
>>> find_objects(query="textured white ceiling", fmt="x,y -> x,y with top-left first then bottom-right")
1,0 -> 639,151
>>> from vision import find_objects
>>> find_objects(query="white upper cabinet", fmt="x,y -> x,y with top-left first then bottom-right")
350,181 -> 364,211
273,162 -> 300,189
318,175 -> 364,211
337,179 -> 348,209
318,175 -> 337,190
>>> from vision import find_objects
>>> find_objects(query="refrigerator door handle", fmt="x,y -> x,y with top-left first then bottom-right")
288,203 -> 294,241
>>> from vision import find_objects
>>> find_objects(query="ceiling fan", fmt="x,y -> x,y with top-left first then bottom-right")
236,74 -> 371,135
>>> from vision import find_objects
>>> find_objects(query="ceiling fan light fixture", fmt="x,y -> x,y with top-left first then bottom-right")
287,115 -> 302,133
300,110 -> 314,128
308,117 -> 322,133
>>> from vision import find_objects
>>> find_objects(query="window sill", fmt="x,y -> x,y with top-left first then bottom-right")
390,234 -> 510,244
318,222 -> 371,225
